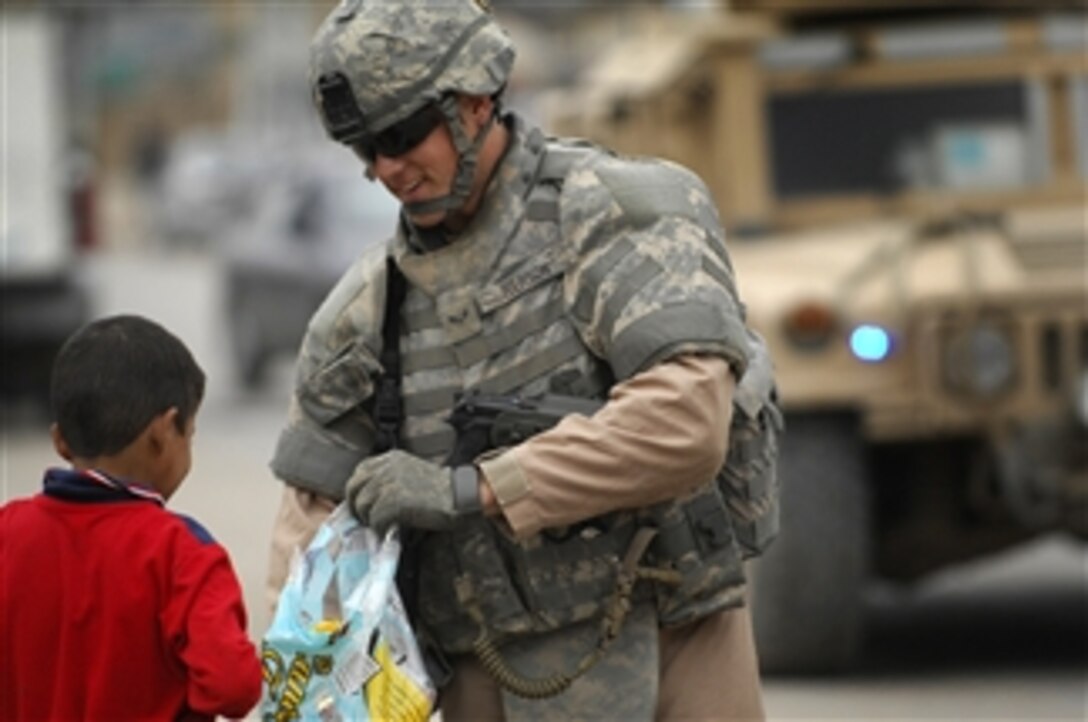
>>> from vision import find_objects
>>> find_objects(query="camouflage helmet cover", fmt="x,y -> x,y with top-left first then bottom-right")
310,0 -> 516,140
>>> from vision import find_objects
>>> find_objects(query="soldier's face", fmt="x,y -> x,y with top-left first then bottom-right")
365,96 -> 489,228
368,123 -> 459,227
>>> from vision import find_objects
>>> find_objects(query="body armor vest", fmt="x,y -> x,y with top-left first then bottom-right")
377,126 -> 780,654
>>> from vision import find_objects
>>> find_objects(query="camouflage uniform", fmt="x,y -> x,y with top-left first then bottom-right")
269,1 -> 768,719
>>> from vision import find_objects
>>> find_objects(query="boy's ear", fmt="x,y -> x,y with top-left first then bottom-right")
50,423 -> 74,462
147,407 -> 181,454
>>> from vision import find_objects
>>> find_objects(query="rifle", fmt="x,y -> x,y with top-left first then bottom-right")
446,390 -> 604,466
400,390 -> 604,691
446,389 -> 676,699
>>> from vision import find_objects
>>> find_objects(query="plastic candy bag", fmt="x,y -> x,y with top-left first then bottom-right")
260,504 -> 435,721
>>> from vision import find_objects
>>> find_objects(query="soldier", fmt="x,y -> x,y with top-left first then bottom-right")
266,0 -> 775,719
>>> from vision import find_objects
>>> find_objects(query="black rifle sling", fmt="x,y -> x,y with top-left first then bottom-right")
373,257 -> 454,688
373,257 -> 407,453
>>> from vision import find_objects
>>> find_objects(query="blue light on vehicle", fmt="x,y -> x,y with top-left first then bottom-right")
849,324 -> 892,362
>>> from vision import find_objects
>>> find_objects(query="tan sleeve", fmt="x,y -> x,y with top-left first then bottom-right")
478,354 -> 735,539
265,485 -> 336,615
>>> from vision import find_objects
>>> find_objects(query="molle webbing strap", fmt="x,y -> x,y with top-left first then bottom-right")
403,303 -> 567,373
522,141 -> 595,224
599,257 -> 663,342
571,238 -> 635,323
373,258 -> 408,453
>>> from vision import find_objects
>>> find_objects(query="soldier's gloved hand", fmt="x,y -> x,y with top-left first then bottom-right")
345,450 -> 456,534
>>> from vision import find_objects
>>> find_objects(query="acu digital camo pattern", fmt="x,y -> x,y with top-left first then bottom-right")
270,246 -> 387,495
721,331 -> 783,558
273,109 -> 757,636
309,0 -> 516,135
270,112 -> 773,715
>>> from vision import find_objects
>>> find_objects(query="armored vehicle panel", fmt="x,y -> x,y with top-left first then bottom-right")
547,5 -> 1087,673
731,210 -> 1086,431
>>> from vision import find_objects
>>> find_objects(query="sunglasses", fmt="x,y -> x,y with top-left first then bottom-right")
354,104 -> 446,162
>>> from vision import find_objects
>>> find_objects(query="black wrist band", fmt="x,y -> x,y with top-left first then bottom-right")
450,465 -> 483,514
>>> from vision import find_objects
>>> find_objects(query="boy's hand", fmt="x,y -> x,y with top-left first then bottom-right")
345,450 -> 456,533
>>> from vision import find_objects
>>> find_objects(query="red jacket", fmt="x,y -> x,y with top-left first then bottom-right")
0,468 -> 262,721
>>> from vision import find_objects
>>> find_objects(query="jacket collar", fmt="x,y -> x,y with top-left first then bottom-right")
42,467 -> 165,506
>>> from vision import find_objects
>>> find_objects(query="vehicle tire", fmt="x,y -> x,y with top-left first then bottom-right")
750,411 -> 871,674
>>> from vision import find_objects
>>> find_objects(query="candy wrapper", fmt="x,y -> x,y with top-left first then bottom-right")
260,504 -> 435,721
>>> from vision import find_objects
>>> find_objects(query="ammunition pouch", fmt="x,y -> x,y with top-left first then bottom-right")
719,330 -> 783,558
643,484 -> 747,627
414,482 -> 744,654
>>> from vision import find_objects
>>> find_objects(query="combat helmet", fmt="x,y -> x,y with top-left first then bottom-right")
309,0 -> 516,217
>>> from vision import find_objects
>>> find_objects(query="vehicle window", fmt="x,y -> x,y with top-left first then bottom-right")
767,81 -> 1035,197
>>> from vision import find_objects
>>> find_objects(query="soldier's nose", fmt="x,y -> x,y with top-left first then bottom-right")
371,153 -> 407,181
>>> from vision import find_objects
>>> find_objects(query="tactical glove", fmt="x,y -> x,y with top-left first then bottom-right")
345,450 -> 457,534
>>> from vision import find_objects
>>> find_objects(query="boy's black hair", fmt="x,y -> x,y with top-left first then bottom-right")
50,314 -> 206,458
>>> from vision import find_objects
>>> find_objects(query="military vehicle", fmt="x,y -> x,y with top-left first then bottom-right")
547,1 -> 1087,673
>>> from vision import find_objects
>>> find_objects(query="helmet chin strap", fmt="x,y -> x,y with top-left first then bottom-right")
403,95 -> 494,220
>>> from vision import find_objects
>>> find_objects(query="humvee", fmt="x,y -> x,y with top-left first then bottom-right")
546,1 -> 1087,673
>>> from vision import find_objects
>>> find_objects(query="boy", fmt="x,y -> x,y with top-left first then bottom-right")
0,314 -> 262,721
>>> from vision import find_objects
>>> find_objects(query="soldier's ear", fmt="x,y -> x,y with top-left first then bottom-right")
460,94 -> 492,124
